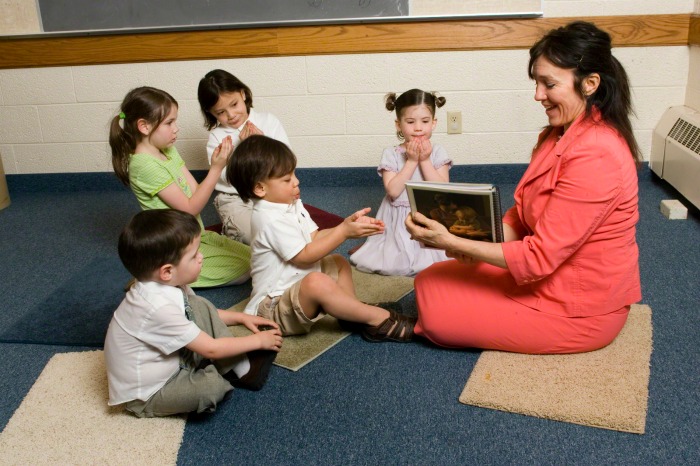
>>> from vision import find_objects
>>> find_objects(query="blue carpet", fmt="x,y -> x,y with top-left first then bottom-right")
1,165 -> 699,465
0,256 -> 130,346
0,254 -> 255,347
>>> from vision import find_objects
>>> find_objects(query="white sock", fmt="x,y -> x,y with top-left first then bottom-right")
231,355 -> 251,378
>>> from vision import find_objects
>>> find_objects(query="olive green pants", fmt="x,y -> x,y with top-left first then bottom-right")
125,295 -> 243,418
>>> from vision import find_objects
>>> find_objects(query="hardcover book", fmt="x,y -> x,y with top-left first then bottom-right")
406,181 -> 504,243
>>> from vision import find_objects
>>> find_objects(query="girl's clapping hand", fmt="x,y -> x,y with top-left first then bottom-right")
418,138 -> 432,161
211,136 -> 233,169
405,139 -> 422,162
239,121 -> 264,140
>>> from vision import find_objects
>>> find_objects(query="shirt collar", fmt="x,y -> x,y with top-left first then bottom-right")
254,198 -> 301,213
134,280 -> 188,312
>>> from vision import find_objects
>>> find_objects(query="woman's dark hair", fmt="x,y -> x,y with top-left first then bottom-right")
528,21 -> 641,163
385,89 -> 446,141
227,135 -> 297,203
198,69 -> 254,131
118,209 -> 201,281
109,87 -> 178,186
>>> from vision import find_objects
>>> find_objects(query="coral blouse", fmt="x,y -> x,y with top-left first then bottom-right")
501,108 -> 642,317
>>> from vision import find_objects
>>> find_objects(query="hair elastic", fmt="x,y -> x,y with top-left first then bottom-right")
118,111 -> 126,129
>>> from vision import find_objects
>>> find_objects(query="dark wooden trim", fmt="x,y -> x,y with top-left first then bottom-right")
0,14 -> 690,69
690,14 -> 700,46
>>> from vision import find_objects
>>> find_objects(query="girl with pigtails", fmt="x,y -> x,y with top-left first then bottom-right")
350,89 -> 452,276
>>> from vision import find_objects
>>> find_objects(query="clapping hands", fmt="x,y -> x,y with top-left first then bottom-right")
341,207 -> 386,238
239,120 -> 264,140
405,137 -> 433,162
211,135 -> 234,169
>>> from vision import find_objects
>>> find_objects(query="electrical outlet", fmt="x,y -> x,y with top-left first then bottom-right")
447,111 -> 462,134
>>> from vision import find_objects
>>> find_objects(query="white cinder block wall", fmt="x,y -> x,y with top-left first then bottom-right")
0,0 -> 695,175
686,1 -> 700,110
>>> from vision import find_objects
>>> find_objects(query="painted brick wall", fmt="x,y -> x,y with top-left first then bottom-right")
0,0 -> 694,174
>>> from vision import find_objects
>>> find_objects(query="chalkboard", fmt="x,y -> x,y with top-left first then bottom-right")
38,0 -> 410,33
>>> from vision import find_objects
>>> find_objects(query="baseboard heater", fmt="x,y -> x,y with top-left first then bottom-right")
649,105 -> 700,209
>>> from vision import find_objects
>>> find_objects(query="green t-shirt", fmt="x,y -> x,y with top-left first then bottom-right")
128,146 -> 203,228
126,146 -> 250,287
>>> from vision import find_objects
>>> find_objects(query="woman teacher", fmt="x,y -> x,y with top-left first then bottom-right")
405,21 -> 642,354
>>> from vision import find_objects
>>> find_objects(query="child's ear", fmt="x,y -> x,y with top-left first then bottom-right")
158,263 -> 174,282
253,181 -> 266,199
136,118 -> 151,137
395,119 -> 401,132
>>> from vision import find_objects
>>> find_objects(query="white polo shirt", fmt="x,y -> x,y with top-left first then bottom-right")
245,199 -> 320,315
104,281 -> 201,405
206,109 -> 291,194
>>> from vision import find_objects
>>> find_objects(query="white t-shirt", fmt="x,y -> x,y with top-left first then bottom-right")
245,199 -> 320,315
104,281 -> 201,405
206,108 -> 291,194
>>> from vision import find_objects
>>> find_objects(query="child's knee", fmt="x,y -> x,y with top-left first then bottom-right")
330,254 -> 350,272
300,271 -> 336,296
189,367 -> 233,413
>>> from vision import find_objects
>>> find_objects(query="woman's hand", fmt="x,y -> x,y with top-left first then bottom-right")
405,211 -> 454,251
446,250 -> 478,265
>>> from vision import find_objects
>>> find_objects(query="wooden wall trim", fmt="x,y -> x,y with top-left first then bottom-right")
0,14 -> 690,70
690,14 -> 700,46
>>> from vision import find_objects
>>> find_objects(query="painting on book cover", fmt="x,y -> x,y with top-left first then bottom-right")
411,188 -> 495,242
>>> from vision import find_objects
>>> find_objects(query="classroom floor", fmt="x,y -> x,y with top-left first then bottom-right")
0,166 -> 698,464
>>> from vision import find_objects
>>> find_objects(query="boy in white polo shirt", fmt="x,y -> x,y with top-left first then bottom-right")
226,135 -> 416,342
104,209 -> 282,418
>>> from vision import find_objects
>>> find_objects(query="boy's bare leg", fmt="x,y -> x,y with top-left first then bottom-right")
297,271 -> 388,327
330,254 -> 357,298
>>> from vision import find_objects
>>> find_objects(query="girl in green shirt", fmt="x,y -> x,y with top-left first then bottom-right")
110,86 -> 250,288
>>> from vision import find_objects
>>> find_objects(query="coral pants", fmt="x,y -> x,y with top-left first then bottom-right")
414,260 -> 629,354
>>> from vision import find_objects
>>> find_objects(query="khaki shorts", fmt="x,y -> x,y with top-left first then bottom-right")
257,256 -> 339,336
214,192 -> 253,245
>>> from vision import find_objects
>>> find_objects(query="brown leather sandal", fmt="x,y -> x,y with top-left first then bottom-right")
337,302 -> 404,333
361,310 -> 416,343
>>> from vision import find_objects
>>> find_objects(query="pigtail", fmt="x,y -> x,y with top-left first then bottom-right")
384,93 -> 397,112
432,92 -> 447,108
109,112 -> 135,186
109,86 -> 179,187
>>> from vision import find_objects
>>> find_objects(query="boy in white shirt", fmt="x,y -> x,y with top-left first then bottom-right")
226,135 -> 416,342
104,209 -> 282,418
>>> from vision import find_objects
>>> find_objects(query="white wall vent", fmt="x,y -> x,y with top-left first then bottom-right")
650,106 -> 700,209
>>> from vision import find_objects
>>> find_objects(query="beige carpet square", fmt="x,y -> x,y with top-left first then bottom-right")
459,304 -> 652,434
228,267 -> 414,371
0,350 -> 185,465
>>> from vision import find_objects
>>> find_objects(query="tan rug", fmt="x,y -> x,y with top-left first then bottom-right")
459,304 -> 652,434
0,351 -> 185,465
228,267 -> 414,371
